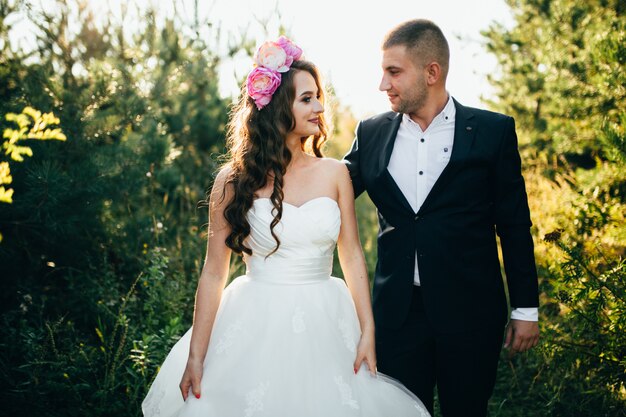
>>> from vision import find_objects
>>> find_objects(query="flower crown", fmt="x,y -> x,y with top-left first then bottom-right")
246,36 -> 303,110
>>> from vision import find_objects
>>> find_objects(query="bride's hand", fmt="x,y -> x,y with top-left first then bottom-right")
353,330 -> 377,377
179,357 -> 203,401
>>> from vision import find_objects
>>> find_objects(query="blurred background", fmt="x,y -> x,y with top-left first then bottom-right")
0,0 -> 624,415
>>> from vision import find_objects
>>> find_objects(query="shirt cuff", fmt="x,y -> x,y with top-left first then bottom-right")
510,308 -> 538,321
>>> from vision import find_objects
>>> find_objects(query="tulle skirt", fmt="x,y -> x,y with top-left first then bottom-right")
142,275 -> 430,417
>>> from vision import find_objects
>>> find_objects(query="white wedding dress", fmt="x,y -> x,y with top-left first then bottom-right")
142,197 -> 429,417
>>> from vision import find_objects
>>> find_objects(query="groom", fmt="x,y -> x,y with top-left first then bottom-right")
344,19 -> 539,416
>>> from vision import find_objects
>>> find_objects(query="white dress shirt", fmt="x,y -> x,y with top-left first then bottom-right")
387,96 -> 538,321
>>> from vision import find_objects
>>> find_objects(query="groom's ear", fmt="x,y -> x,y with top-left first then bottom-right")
425,61 -> 443,86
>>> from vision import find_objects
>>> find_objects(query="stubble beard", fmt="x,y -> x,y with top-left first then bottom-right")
394,87 -> 428,115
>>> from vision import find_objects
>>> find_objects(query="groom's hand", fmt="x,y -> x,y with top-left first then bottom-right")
504,319 -> 539,357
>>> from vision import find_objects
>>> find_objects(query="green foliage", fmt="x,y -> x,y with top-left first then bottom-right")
483,0 -> 625,158
0,0 -> 230,414
0,105 -> 66,238
483,0 -> 625,415
2,107 -> 66,161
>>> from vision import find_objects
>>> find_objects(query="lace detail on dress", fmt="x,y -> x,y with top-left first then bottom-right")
334,376 -> 360,410
215,319 -> 243,354
244,381 -> 270,417
337,317 -> 356,353
292,306 -> 306,333
415,403 -> 430,416
143,385 -> 164,416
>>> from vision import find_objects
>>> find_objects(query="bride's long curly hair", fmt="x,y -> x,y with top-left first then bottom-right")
220,60 -> 329,256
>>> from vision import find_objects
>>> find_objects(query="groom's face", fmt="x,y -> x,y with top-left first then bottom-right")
379,45 -> 428,115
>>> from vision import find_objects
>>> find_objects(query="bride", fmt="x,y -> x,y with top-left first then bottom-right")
142,36 -> 429,417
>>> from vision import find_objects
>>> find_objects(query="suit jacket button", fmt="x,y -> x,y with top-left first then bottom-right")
414,215 -> 420,220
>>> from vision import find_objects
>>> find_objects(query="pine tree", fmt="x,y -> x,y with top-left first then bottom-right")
483,1 -> 625,415
0,1 -> 235,414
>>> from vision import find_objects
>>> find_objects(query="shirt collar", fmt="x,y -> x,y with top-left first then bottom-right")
439,95 -> 456,123
401,94 -> 456,131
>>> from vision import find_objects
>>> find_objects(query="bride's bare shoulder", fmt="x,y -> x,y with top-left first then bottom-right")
210,165 -> 235,205
313,157 -> 348,173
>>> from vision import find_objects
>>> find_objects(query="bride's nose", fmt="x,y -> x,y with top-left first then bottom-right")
314,100 -> 324,114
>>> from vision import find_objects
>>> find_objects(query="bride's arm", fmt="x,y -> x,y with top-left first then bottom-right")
180,168 -> 233,400
335,162 -> 376,376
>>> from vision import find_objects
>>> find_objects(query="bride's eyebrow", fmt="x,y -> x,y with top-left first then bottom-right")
299,90 -> 318,96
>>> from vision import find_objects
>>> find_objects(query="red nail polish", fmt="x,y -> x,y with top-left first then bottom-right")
354,367 -> 357,374
195,394 -> 200,399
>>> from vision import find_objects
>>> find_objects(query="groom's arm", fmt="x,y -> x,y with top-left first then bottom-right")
493,116 -> 539,311
493,116 -> 540,354
343,122 -> 366,198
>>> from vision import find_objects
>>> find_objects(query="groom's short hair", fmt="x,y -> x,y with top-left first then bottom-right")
383,19 -> 450,80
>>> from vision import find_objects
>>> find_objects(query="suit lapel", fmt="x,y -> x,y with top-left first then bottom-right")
378,113 -> 402,170
418,99 -> 477,213
374,113 -> 415,214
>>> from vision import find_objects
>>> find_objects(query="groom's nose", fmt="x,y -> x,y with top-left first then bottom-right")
379,74 -> 390,92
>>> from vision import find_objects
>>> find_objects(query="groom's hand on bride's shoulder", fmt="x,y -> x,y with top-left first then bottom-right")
504,319 -> 540,358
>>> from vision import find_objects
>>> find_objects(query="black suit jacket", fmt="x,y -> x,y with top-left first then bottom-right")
344,99 -> 539,331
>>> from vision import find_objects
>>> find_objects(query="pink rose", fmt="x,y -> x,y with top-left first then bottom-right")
246,66 -> 282,110
253,41 -> 289,72
276,36 -> 303,63
245,36 -> 303,110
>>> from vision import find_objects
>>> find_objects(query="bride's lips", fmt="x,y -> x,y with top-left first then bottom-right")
308,118 -> 319,124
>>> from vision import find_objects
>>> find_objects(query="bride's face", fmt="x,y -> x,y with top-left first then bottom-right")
289,71 -> 324,139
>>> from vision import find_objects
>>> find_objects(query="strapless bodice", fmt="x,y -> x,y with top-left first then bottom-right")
243,197 -> 340,284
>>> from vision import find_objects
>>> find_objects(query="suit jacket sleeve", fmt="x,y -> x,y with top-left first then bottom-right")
343,122 -> 366,198
494,117 -> 539,308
